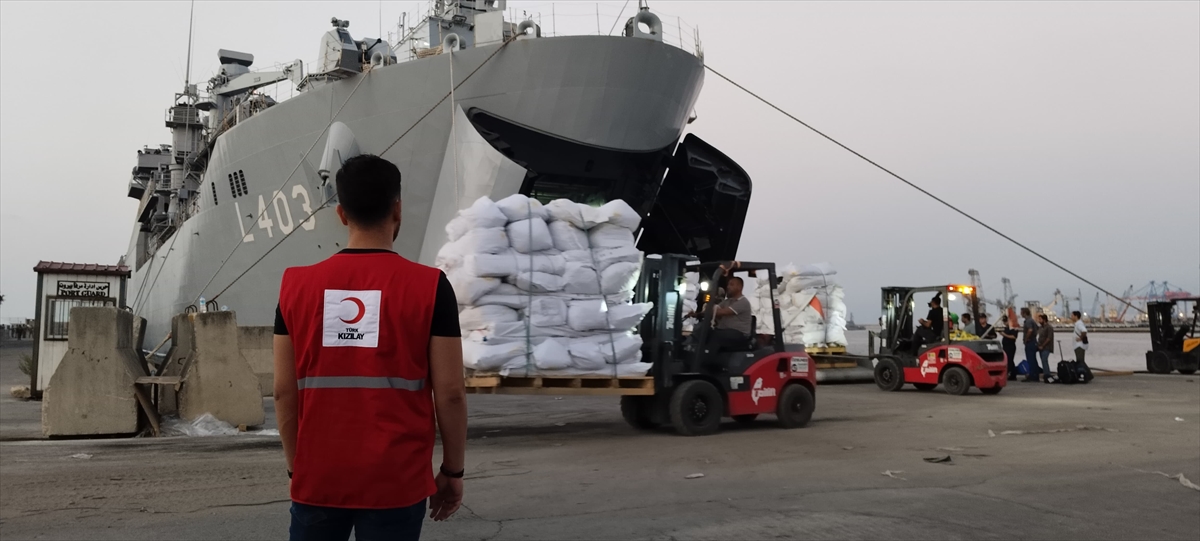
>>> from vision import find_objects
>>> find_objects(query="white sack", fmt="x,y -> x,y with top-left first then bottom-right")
455,228 -> 510,255
548,220 -> 590,252
445,197 -> 508,241
491,283 -> 521,296
532,338 -> 572,370
462,253 -> 517,277
562,264 -> 601,295
567,300 -> 653,332
507,218 -> 553,254
545,199 -> 606,230
592,245 -> 641,269
459,305 -> 520,331
600,261 -> 640,295
495,194 -> 549,222
825,312 -> 848,346
797,262 -> 837,277
462,340 -> 527,371
561,250 -> 594,267
598,199 -> 641,230
567,342 -> 608,371
798,275 -> 838,290
435,242 -> 464,270
588,223 -> 636,249
509,271 -> 565,293
570,333 -> 643,364
514,253 -> 566,275
447,268 -> 501,305
472,294 -> 527,310
527,297 -> 569,327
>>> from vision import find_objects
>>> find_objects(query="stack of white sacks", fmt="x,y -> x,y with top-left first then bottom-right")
749,262 -> 849,348
436,194 -> 654,377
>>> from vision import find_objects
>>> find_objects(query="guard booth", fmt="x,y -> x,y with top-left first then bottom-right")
31,261 -> 130,395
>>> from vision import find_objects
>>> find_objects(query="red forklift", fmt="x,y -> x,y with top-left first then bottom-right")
870,285 -> 1009,395
620,256 -> 817,436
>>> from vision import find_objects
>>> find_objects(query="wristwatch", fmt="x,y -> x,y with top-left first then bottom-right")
440,465 -> 465,478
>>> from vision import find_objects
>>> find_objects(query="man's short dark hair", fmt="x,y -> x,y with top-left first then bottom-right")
1038,314 -> 1048,322
727,277 -> 744,288
930,296 -> 942,306
1072,310 -> 1082,319
962,313 -> 972,321
335,155 -> 402,225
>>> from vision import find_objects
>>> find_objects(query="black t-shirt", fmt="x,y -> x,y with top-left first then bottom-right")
274,249 -> 460,338
927,306 -> 944,335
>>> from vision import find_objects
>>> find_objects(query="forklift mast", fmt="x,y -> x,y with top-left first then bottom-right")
880,285 -> 980,352
635,255 -> 785,390
1148,298 -> 1200,352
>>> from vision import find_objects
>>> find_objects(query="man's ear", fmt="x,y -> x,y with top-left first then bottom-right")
336,204 -> 349,226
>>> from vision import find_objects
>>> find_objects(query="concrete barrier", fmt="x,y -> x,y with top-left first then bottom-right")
42,307 -> 146,437
238,327 -> 275,397
174,312 -> 265,427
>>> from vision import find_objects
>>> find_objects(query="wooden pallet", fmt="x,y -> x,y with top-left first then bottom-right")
806,345 -> 847,355
465,372 -> 655,396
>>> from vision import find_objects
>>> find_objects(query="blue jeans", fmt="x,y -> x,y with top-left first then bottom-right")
290,499 -> 426,541
1024,341 -> 1039,377
1039,350 -> 1052,380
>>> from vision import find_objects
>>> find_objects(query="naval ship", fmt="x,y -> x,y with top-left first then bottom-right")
124,0 -> 752,345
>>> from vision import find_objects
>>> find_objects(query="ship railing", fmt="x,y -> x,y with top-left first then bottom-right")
391,1 -> 701,64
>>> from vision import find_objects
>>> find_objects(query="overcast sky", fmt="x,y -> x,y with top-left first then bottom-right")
1,1 -> 1197,322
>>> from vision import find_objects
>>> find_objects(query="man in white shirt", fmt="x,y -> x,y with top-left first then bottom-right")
1071,311 -> 1094,382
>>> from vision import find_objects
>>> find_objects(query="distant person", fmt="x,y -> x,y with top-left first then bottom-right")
999,315 -> 1019,380
911,294 -> 944,353
1036,314 -> 1055,382
273,155 -> 466,541
959,312 -> 973,333
1021,308 -> 1040,382
975,313 -> 997,339
1071,311 -> 1094,382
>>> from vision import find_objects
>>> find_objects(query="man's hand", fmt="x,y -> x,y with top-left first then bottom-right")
429,472 -> 463,521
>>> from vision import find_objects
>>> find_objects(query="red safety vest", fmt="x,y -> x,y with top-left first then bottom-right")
279,250 -> 440,509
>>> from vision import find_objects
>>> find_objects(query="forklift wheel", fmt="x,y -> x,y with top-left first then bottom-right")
1146,352 -> 1171,374
733,414 -> 759,426
874,358 -> 905,392
914,383 -> 938,392
620,396 -> 658,430
777,384 -> 815,429
943,366 -> 972,396
669,380 -> 723,436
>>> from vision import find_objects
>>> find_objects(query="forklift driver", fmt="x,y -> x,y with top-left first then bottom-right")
911,294 -> 944,353
707,276 -> 754,351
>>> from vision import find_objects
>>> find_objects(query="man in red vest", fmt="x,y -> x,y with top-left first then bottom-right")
274,154 -> 466,540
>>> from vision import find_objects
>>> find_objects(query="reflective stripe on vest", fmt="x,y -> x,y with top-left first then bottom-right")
296,376 -> 425,391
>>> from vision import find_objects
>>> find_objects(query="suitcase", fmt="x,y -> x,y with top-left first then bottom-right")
1057,360 -> 1078,384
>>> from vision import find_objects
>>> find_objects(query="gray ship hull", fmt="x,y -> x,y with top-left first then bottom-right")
128,35 -> 705,343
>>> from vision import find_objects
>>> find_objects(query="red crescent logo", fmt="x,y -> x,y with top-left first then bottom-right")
340,297 -> 366,324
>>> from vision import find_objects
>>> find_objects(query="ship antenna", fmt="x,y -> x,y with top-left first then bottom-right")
184,0 -> 196,90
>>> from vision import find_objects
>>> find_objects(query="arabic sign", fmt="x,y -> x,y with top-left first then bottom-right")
56,281 -> 110,298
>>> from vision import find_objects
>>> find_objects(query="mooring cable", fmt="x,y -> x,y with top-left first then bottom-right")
704,64 -> 1144,314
